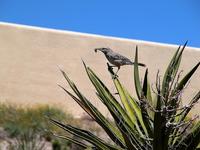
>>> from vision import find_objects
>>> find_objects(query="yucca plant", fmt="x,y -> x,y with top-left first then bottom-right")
50,42 -> 200,150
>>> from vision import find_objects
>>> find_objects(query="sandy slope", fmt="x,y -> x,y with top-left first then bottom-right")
0,22 -> 199,117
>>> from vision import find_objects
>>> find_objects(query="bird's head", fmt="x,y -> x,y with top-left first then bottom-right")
94,47 -> 111,54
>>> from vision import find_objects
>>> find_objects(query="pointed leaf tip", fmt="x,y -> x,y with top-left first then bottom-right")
184,40 -> 188,46
81,59 -> 86,66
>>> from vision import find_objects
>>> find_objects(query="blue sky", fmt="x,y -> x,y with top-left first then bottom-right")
0,0 -> 200,47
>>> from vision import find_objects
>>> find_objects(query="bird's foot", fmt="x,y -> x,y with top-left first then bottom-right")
112,74 -> 118,79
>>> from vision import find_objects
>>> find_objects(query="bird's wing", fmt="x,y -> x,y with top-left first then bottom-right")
113,53 -> 132,62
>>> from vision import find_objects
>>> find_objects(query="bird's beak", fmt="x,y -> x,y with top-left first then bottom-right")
94,48 -> 100,53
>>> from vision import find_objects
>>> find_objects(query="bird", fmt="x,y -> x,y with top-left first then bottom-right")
94,47 -> 146,74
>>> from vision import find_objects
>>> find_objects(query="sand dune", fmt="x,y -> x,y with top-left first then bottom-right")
0,22 -> 199,117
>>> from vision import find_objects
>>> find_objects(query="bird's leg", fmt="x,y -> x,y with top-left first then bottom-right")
115,66 -> 120,75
